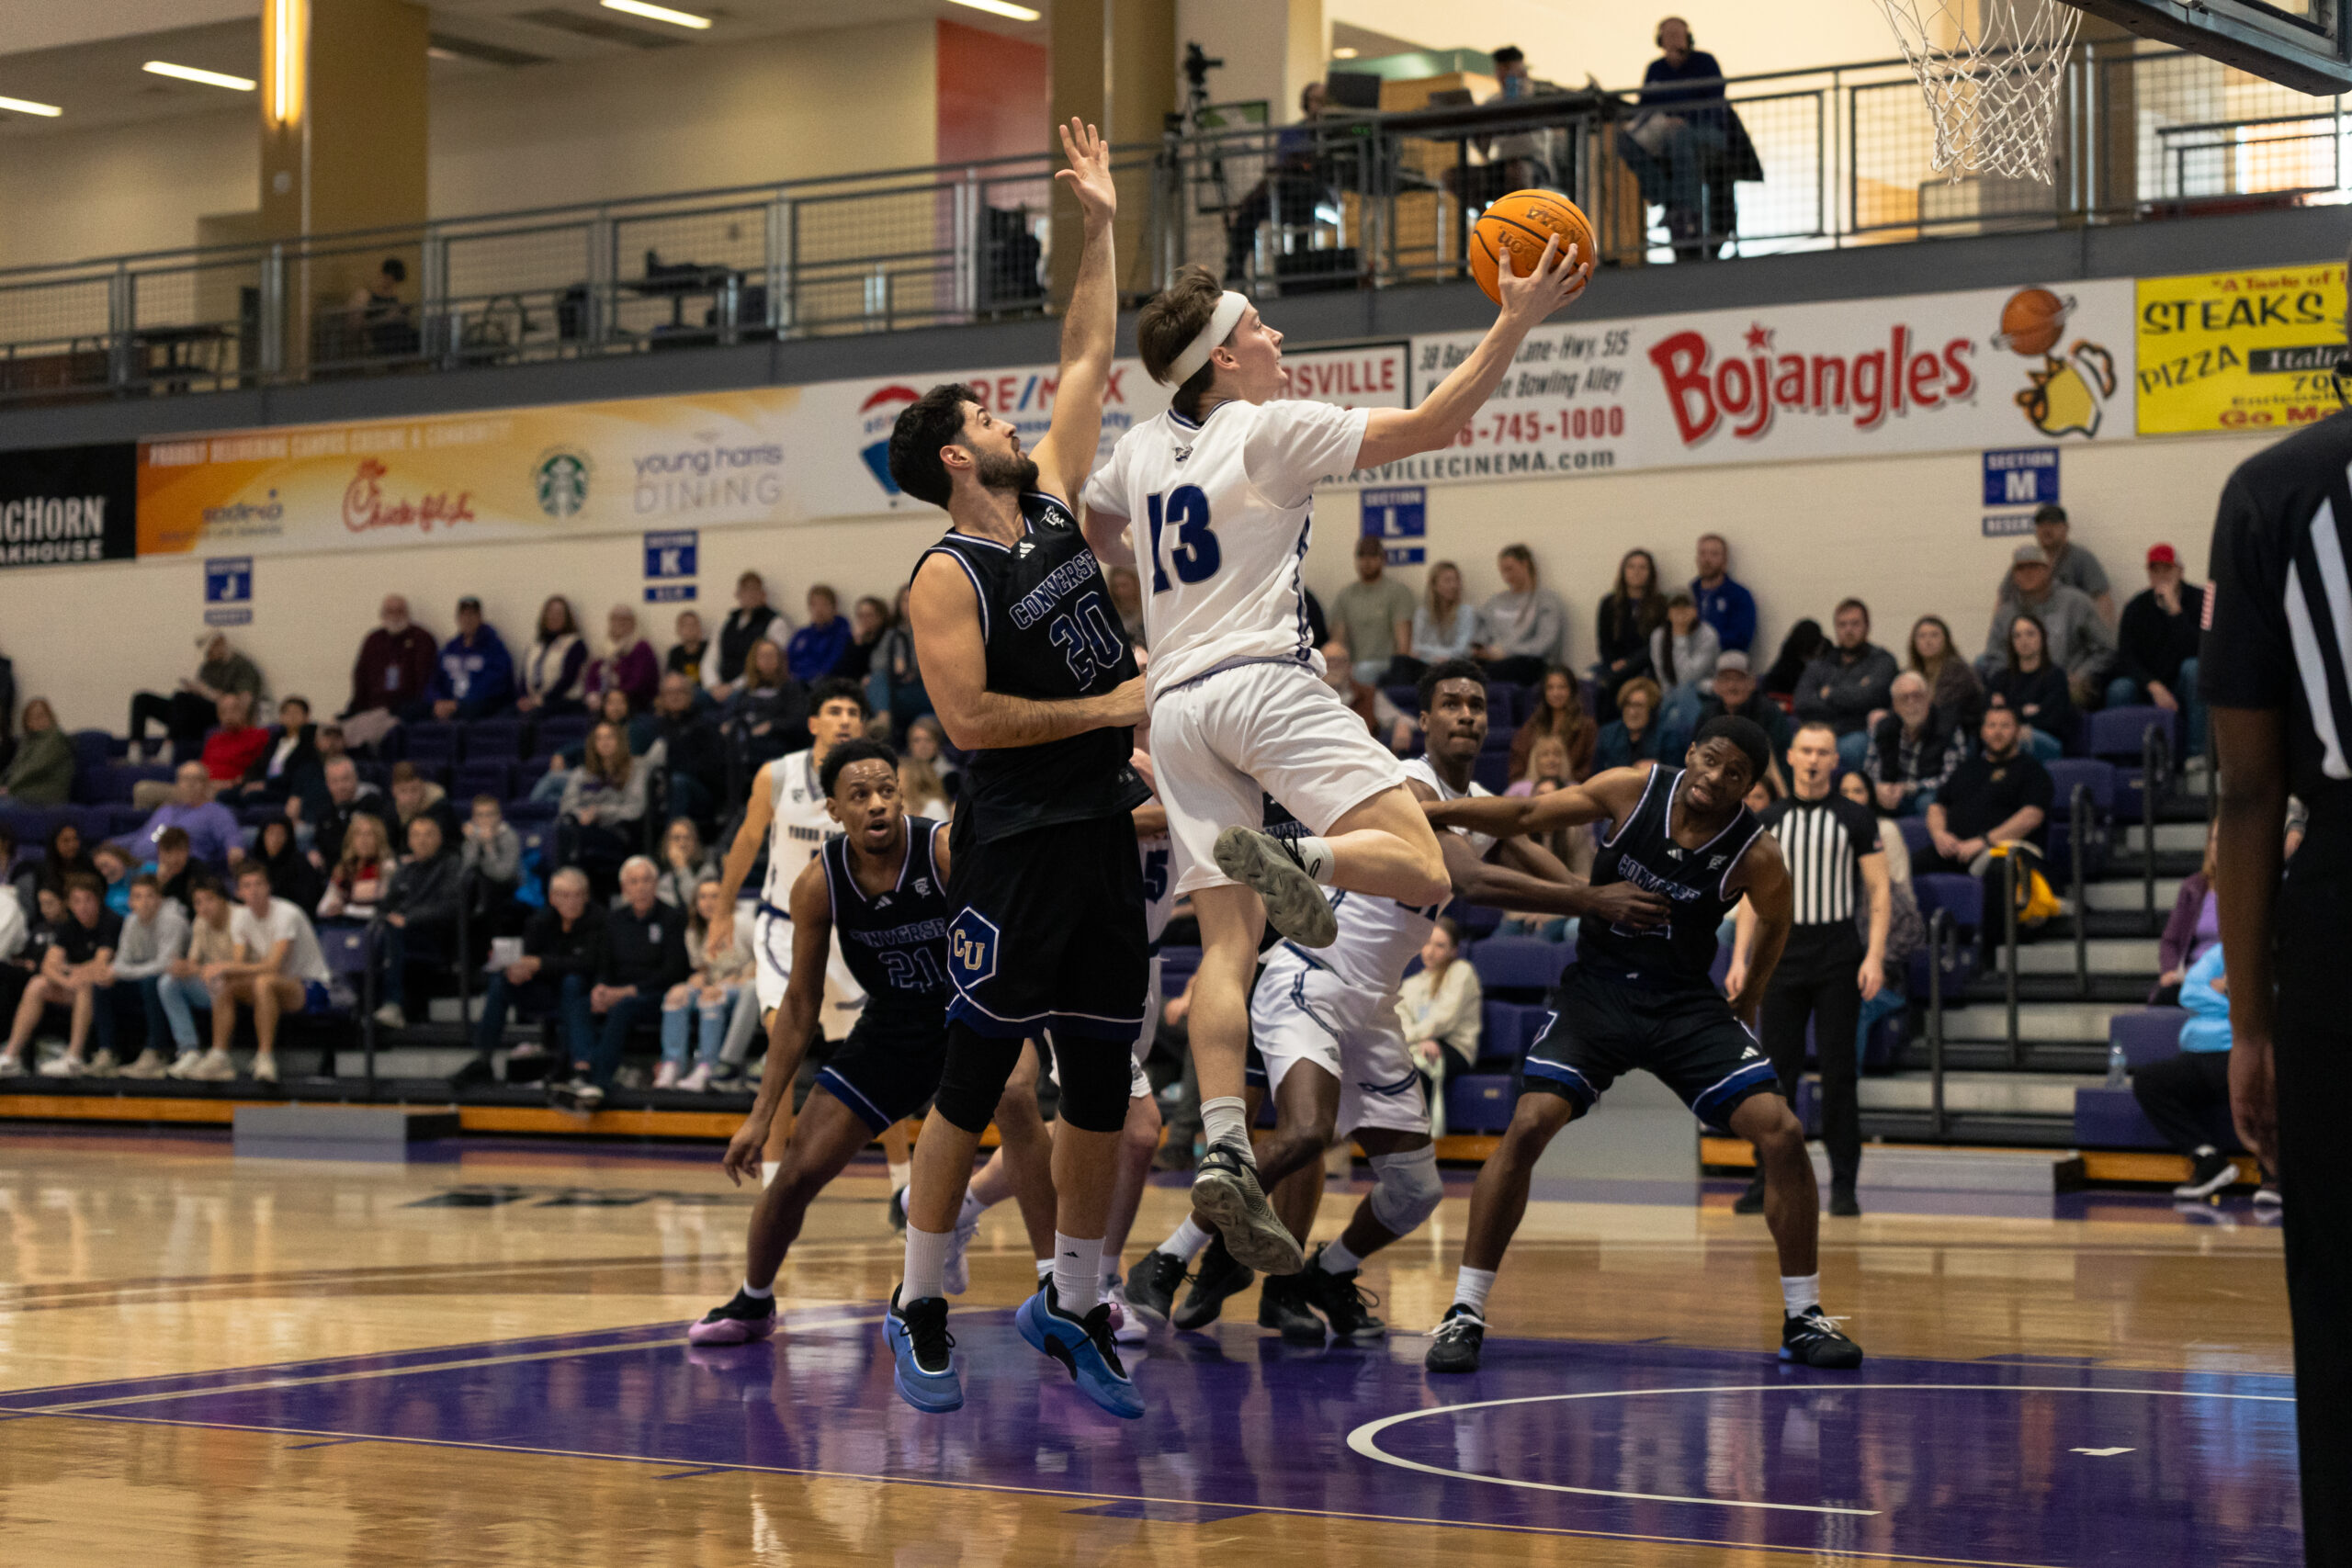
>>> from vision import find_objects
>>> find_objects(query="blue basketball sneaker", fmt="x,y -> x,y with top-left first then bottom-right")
885,1287 -> 963,1413
1015,1280 -> 1144,1419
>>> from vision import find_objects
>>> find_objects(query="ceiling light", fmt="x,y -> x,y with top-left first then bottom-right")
599,0 -> 712,28
1332,47 -> 1359,58
0,95 -> 62,118
143,61 -> 257,91
946,0 -> 1044,20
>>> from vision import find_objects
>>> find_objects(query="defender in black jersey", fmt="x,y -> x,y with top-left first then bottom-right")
877,118 -> 1148,1422
1416,716 -> 1866,1374
690,740 -> 953,1349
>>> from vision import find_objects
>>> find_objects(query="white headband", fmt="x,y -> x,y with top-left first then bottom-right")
1159,290 -> 1250,388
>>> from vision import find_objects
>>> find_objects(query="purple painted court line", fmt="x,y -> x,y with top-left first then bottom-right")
10,1314 -> 2300,1564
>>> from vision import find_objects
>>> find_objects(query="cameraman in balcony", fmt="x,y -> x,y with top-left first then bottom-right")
1618,17 -> 1756,262
1223,81 -> 1336,287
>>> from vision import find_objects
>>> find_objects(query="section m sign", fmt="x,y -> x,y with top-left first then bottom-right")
1983,447 -> 2059,507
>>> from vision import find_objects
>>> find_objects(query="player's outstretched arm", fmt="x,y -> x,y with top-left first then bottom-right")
1354,233 -> 1591,470
1724,836 -> 1793,1028
1423,763 -> 1645,840
1031,118 -> 1119,509
721,862 -> 831,1186
1437,829 -> 1668,930
706,761 -> 775,959
910,553 -> 1143,750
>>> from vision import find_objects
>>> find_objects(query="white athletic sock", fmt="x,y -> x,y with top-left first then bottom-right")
957,1190 -> 987,1228
1035,1258 -> 1054,1282
1201,1097 -> 1250,1150
903,1223 -> 951,1303
1317,1236 -> 1363,1275
888,1159 -> 911,1194
1453,1266 -> 1496,1315
1052,1233 -> 1103,1315
761,1161 -> 780,1188
741,1279 -> 774,1301
1157,1215 -> 1212,1262
1290,835 -> 1336,886
1781,1274 -> 1822,1318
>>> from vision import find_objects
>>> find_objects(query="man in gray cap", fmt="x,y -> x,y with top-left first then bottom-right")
1672,649 -> 1791,764
1982,541 -> 2114,709
2025,503 -> 2114,626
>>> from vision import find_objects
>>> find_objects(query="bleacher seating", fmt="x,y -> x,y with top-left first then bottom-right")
1445,1073 -> 1516,1133
1467,935 -> 1559,996
2043,758 -> 2116,874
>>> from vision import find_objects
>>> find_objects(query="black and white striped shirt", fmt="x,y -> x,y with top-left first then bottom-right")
1758,792 -> 1883,928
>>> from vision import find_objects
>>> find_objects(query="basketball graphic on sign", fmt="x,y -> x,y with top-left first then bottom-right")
1992,288 -> 2073,356
1992,286 -> 2115,439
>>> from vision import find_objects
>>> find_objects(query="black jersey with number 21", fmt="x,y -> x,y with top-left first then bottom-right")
820,816 -> 952,1013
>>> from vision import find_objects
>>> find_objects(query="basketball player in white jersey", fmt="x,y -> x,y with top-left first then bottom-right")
1078,240 -> 1591,1272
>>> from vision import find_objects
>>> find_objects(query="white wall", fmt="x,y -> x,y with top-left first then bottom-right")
0,107 -> 254,268
1326,0 -> 1897,89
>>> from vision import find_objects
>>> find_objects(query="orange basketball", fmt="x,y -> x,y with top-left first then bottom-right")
1470,190 -> 1596,306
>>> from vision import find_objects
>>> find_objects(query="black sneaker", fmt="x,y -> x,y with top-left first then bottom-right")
547,1076 -> 604,1111
1300,1247 -> 1385,1342
1424,1303 -> 1486,1374
1257,1270 -> 1327,1342
1781,1308 -> 1865,1369
2172,1146 -> 2236,1201
1828,1184 -> 1861,1218
1732,1170 -> 1767,1214
1172,1234 -> 1253,1331
687,1288 -> 778,1347
1125,1250 -> 1186,1331
447,1055 -> 494,1089
1191,1138 -> 1305,1275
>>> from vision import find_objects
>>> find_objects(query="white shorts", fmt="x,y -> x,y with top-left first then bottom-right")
751,903 -> 867,1032
1250,945 -> 1428,1140
1150,660 -> 1408,897
1048,953 -> 1159,1100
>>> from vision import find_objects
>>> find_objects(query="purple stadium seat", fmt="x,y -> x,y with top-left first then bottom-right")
2086,705 -> 2178,763
1444,898 -> 1503,938
1468,935 -> 1560,994
1911,874 -> 1984,932
2073,1085 -> 2166,1148
461,719 -> 526,762
1445,1073 -> 1516,1133
1895,817 -> 1930,858
2110,1008 -> 2188,1068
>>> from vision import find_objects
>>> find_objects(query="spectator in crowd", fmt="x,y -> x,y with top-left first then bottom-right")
1478,48 -> 1559,193
1868,671 -> 1968,815
1619,17 -> 1741,262
514,595 -> 588,717
585,604 -> 660,715
1839,765 -> 1923,1059
319,813 -> 397,921
345,257 -> 415,358
660,875 -> 755,1091
1985,611 -> 2075,761
654,817 -> 717,909
1905,614 -> 1984,732
288,723 -> 349,826
1107,570 -> 1147,648
1919,703 -> 2052,954
1982,542 -> 2114,708
92,843 -> 134,918
2110,542 -> 2207,753
388,760 -> 457,845
904,714 -> 957,788
1794,598 -> 1898,768
344,594 -> 436,749
899,741 -> 952,821
838,595 -> 893,686
153,875 -> 235,1077
459,795 -> 523,928
1510,666 -> 1598,783
643,673 -> 728,831
427,597 -> 515,722
1690,532 -> 1757,653
787,585 -> 854,684
111,874 -> 192,1078
0,698 -> 72,806
1591,548 -> 1667,715
232,695 -> 319,807
559,720 -> 651,897
1319,639 -> 1414,753
456,866 -> 604,1089
1761,617 -> 1827,702
130,631 -> 263,763
1650,589 -> 1721,742
1684,650 -> 1792,769
728,641 -> 810,773
125,762 -> 243,869
1332,536 -> 1416,687
250,818 -> 324,915
0,873 -> 121,1077
40,820 -> 100,899
300,756 -> 383,872
529,695 -> 626,805
876,582 -> 930,736
1225,81 -> 1339,283
2023,503 -> 2115,625
198,690 -> 270,785
374,814 -> 464,1031
666,609 -> 712,692
147,827 -> 197,915
2132,943 -> 2260,1201
1414,560 -> 1483,668
206,861 -> 334,1084
1594,676 -> 1666,772
2152,822 -> 2218,1006
1396,915 -> 1482,1134
549,854 -> 689,1111
1502,744 -> 1595,894
709,571 -> 790,703
1,885 -> 61,1021
0,824 -> 27,914
1474,544 -> 1567,684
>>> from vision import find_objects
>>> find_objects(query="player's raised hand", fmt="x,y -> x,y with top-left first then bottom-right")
1495,232 -> 1592,327
1055,118 -> 1117,227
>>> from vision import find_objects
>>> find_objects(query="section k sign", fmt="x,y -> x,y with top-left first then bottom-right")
1368,280 -> 2135,487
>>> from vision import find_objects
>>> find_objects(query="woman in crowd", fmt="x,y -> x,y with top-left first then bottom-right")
728,640 -> 807,773
533,689 -> 638,803
1762,618 -> 1828,702
1593,676 -> 1665,773
0,699 -> 73,807
655,817 -> 717,909
253,818 -> 325,915
903,714 -> 957,786
837,595 -> 892,687
2152,821 -> 2219,1007
1590,548 -> 1667,718
92,843 -> 134,917
899,742 -> 952,821
1986,611 -> 2074,761
39,821 -> 98,899
586,604 -> 659,714
1395,916 -> 1482,1135
1414,560 -> 1483,667
877,583 -> 930,738
1474,544 -> 1567,685
1498,742 -> 1589,931
558,720 -> 650,896
320,812 -> 397,919
1509,666 -> 1596,784
1906,614 -> 1984,731
659,877 -> 756,1091
515,595 -> 588,716
1650,589 -> 1721,743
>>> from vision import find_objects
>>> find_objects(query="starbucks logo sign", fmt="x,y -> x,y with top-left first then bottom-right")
535,449 -> 592,518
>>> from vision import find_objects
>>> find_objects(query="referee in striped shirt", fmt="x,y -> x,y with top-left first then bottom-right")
1727,721 -> 1890,1216
2202,344 -> 2352,1565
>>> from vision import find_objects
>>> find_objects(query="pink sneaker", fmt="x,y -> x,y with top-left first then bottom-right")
688,1289 -> 778,1345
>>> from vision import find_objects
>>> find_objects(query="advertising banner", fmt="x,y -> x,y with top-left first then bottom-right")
2134,263 -> 2347,436
1365,279 -> 2136,487
0,441 -> 138,569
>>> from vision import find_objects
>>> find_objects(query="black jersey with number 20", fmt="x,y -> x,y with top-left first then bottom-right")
1575,764 -> 1766,989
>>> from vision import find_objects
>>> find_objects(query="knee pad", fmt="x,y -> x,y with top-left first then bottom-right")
1048,1032 -> 1135,1134
1367,1145 -> 1443,1236
933,1023 -> 1023,1134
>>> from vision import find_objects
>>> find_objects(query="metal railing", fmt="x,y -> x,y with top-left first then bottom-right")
1,42 -> 2344,404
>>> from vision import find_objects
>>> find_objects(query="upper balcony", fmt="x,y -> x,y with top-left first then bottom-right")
0,40 -> 2341,407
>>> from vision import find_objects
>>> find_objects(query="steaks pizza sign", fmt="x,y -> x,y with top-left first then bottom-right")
1367,279 -> 2136,487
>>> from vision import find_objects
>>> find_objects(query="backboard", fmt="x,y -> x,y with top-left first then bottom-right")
2073,0 -> 2352,94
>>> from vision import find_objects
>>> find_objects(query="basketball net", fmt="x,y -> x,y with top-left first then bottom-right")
1871,0 -> 2085,183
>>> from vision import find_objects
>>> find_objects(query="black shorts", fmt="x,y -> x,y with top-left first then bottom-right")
944,810 -> 1148,1043
813,1006 -> 948,1134
1518,964 -> 1780,1134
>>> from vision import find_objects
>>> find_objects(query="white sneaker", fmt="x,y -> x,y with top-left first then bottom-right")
651,1060 -> 680,1090
165,1050 -> 204,1079
187,1049 -> 237,1082
119,1049 -> 170,1080
0,1052 -> 25,1077
677,1062 -> 713,1092
942,1200 -> 983,1297
84,1049 -> 119,1078
372,1002 -> 406,1031
37,1053 -> 84,1078
253,1055 -> 279,1084
1104,1279 -> 1147,1345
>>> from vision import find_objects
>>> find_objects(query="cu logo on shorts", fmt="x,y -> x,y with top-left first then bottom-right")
948,909 -> 1000,987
